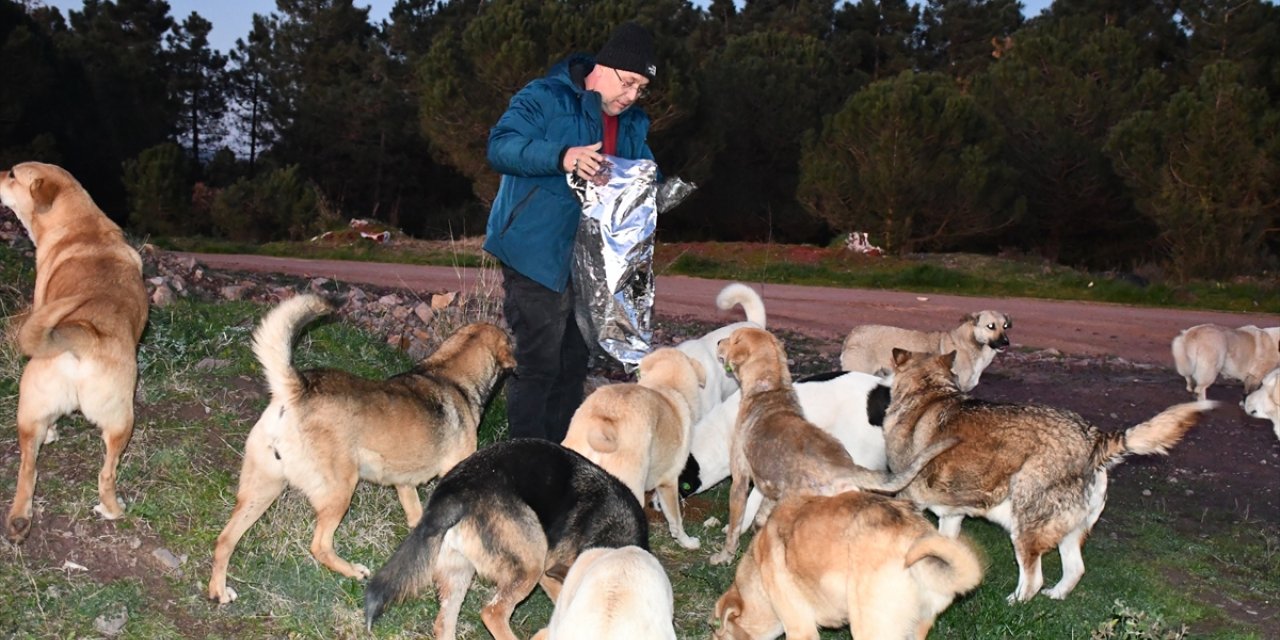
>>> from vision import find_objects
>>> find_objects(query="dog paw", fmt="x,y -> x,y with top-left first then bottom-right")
709,551 -> 734,566
93,501 -> 126,520
675,535 -> 701,550
6,517 -> 32,543
1041,585 -> 1071,600
352,563 -> 371,580
210,585 -> 238,604
43,426 -> 59,444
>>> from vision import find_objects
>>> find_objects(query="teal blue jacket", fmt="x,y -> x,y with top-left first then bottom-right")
483,54 -> 654,292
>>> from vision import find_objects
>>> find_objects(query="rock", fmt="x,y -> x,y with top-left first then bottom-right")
152,547 -> 183,571
94,608 -> 128,636
413,302 -> 434,325
151,284 -> 176,307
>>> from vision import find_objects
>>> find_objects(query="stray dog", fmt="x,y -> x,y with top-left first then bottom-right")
561,347 -> 706,548
840,310 -> 1012,391
207,294 -> 515,603
1172,323 -> 1280,400
531,546 -> 676,640
1,162 -> 148,543
675,282 -> 766,417
364,438 -> 648,640
884,349 -> 1215,602
1243,368 -> 1280,441
713,491 -> 983,640
680,370 -> 890,529
709,328 -> 953,566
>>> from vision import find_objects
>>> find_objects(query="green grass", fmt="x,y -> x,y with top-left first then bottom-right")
2,241 -> 1277,638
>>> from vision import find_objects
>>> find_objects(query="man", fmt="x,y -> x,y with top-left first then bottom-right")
484,22 -> 658,441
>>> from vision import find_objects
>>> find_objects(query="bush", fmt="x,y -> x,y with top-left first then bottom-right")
209,165 -> 321,242
123,142 -> 193,237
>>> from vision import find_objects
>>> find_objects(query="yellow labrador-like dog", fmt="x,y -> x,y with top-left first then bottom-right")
840,310 -> 1012,391
709,327 -> 953,565
1172,323 -> 1280,400
1,162 -> 148,543
207,294 -> 515,603
532,546 -> 677,640
562,347 -> 706,549
713,491 -> 984,640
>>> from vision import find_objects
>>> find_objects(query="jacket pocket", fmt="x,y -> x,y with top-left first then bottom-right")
501,185 -> 540,236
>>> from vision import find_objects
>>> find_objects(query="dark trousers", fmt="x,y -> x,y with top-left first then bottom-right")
500,265 -> 589,442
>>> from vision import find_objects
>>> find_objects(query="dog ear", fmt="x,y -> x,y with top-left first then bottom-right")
544,563 -> 570,584
690,357 -> 708,388
892,347 -> 912,368
940,350 -> 958,369
1003,314 -> 1013,329
713,588 -> 744,636
29,176 -> 59,214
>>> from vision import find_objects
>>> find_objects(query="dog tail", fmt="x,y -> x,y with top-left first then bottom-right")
904,533 -> 985,598
842,437 -> 957,494
365,491 -> 467,629
1092,400 -> 1216,470
252,294 -> 333,404
716,283 -> 766,328
16,296 -> 100,358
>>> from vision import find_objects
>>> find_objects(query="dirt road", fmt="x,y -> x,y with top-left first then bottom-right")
178,252 -> 1278,366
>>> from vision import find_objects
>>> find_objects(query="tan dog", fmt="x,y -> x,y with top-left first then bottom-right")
1,162 -> 148,543
840,310 -> 1012,391
207,294 -> 514,604
1243,368 -> 1280,441
884,349 -> 1215,603
713,491 -> 984,640
561,347 -> 706,549
709,327 -> 953,566
1172,323 -> 1280,400
532,546 -> 677,640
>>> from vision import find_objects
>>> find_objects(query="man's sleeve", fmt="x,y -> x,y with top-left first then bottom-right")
488,87 -> 568,177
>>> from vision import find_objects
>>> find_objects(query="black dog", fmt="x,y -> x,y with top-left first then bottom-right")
365,438 -> 648,640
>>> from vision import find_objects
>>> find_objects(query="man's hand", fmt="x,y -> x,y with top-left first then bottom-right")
563,142 -> 604,178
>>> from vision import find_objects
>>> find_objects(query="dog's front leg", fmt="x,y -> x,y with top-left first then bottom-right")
654,482 -> 699,549
711,473 -> 750,565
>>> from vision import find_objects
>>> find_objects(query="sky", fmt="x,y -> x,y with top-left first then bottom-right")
40,0 -> 1056,55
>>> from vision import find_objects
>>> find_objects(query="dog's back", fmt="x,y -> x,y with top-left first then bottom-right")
536,546 -> 676,640
365,439 -> 647,630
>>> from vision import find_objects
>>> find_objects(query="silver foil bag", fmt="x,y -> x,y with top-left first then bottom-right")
569,155 -> 659,366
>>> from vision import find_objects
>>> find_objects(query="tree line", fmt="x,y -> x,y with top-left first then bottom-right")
2,0 -> 1278,279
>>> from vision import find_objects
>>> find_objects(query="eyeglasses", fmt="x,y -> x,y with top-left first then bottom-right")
612,67 -> 650,99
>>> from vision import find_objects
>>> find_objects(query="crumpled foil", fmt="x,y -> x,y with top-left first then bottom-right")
569,155 -> 695,366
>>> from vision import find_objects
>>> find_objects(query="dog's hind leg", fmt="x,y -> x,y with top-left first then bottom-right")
6,400 -> 59,543
654,482 -> 700,549
432,539 -> 478,640
305,469 -> 367,579
208,433 -> 288,603
1043,528 -> 1086,600
92,416 -> 133,521
467,510 -> 546,640
1008,533 -> 1050,603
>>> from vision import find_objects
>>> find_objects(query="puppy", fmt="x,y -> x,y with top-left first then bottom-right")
1,162 -> 149,543
561,347 -> 706,548
1243,368 -> 1280,441
709,328 -> 952,566
680,370 -> 890,529
1172,323 -> 1280,400
364,439 -> 648,640
207,295 -> 515,604
675,282 -> 766,417
884,349 -> 1215,602
531,546 -> 676,640
713,491 -> 983,640
840,310 -> 1012,391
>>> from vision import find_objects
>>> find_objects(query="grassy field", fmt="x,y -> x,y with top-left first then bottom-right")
0,241 -> 1276,638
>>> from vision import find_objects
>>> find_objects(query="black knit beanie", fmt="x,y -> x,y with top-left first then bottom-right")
595,22 -> 657,81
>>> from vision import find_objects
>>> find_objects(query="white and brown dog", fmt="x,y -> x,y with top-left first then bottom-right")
840,310 -> 1012,391
1,162 -> 149,543
675,282 -> 766,417
1172,323 -> 1280,400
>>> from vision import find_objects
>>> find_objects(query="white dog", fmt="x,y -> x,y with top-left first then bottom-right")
1172,324 -> 1280,400
532,546 -> 676,640
679,371 -> 890,527
675,282 -> 766,418
1243,368 -> 1280,441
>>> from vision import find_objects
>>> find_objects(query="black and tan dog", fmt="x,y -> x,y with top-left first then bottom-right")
884,349 -> 1215,603
364,438 -> 648,640
714,491 -> 984,640
1,162 -> 148,543
709,327 -> 953,566
207,294 -> 514,603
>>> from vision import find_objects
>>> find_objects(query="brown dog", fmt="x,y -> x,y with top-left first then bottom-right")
1,162 -> 149,543
840,310 -> 1012,391
709,327 -> 953,565
884,349 -> 1215,603
207,294 -> 515,603
713,491 -> 984,640
561,347 -> 707,549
